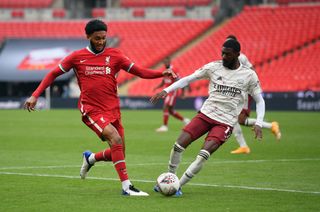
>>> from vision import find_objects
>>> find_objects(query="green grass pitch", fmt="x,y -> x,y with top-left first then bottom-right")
0,109 -> 319,211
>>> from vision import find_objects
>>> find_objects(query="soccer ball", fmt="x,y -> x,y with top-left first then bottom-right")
156,172 -> 180,196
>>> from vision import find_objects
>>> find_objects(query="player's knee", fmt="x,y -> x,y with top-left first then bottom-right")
113,136 -> 122,145
177,131 -> 192,148
105,134 -> 122,146
168,108 -> 174,114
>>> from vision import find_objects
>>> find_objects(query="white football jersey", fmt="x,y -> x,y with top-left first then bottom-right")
238,53 -> 253,110
193,61 -> 262,126
239,53 -> 253,68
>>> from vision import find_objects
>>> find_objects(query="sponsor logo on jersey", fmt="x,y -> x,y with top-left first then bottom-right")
213,83 -> 241,97
85,66 -> 111,75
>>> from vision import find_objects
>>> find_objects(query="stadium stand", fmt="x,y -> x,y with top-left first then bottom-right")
0,0 -> 53,8
120,0 -> 211,7
128,4 -> 320,96
132,8 -> 145,17
1,1 -> 319,97
276,0 -> 320,5
258,41 -> 320,91
91,8 -> 106,18
0,20 -> 213,85
52,8 -> 66,19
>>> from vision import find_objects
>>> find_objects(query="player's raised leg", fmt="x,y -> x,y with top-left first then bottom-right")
245,118 -> 281,140
231,123 -> 250,154
80,148 -> 112,179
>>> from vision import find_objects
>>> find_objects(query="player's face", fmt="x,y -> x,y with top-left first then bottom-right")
163,58 -> 171,69
88,31 -> 107,52
222,47 -> 239,69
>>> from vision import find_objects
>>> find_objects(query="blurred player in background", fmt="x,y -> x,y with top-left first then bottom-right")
151,39 -> 265,195
154,57 -> 190,132
226,35 -> 281,154
24,19 -> 176,196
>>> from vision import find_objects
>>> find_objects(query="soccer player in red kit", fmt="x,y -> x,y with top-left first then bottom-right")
154,57 -> 190,132
24,19 -> 176,196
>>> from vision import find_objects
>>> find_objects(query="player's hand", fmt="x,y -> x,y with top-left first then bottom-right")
162,68 -> 177,78
23,96 -> 38,112
252,125 -> 263,141
150,90 -> 168,104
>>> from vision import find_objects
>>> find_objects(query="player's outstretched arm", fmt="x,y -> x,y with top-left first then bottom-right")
252,125 -> 263,140
24,96 -> 38,112
150,90 -> 168,104
23,67 -> 64,112
252,93 -> 265,140
128,64 -> 177,79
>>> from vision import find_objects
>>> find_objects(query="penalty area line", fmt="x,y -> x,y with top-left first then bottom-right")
0,171 -> 319,195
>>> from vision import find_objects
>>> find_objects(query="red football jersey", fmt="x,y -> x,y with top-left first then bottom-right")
163,66 -> 178,87
59,47 -> 133,119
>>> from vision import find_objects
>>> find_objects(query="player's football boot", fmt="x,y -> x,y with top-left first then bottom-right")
271,122 -> 281,140
80,151 -> 94,179
175,188 -> 183,197
183,118 -> 191,125
156,125 -> 168,132
153,184 -> 160,192
230,146 -> 251,154
122,185 -> 149,196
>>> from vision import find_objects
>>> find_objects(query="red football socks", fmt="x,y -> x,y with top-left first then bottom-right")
163,109 -> 169,125
111,144 -> 128,182
94,148 -> 112,161
171,111 -> 184,121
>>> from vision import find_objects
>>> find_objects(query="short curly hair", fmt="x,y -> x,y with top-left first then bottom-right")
223,39 -> 241,53
85,19 -> 107,35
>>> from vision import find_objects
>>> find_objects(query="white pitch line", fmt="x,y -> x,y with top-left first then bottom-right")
0,171 -> 319,195
0,158 -> 319,170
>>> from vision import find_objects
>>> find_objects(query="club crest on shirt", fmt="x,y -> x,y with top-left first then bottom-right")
105,56 -> 110,65
237,79 -> 244,86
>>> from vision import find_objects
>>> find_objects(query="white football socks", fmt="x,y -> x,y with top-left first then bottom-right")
233,122 -> 248,147
168,142 -> 185,174
88,153 -> 96,164
122,179 -> 132,191
245,118 -> 272,129
179,149 -> 210,187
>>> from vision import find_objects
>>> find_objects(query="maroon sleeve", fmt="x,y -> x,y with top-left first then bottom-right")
32,67 -> 65,98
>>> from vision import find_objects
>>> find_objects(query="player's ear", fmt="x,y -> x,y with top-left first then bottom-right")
86,34 -> 91,39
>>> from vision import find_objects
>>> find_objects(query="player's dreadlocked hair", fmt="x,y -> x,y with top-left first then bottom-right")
223,39 -> 241,53
85,19 -> 107,35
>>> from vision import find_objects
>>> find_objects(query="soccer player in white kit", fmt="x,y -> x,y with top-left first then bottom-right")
151,38 -> 266,195
226,35 -> 281,154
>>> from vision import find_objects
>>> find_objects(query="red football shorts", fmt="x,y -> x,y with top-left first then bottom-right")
183,112 -> 233,145
164,90 -> 178,107
82,113 -> 124,141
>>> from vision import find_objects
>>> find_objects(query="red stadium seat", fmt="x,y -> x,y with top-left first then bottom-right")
91,8 -> 106,18
11,9 -> 24,18
132,8 -> 145,17
172,7 -> 186,17
52,8 -> 66,19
